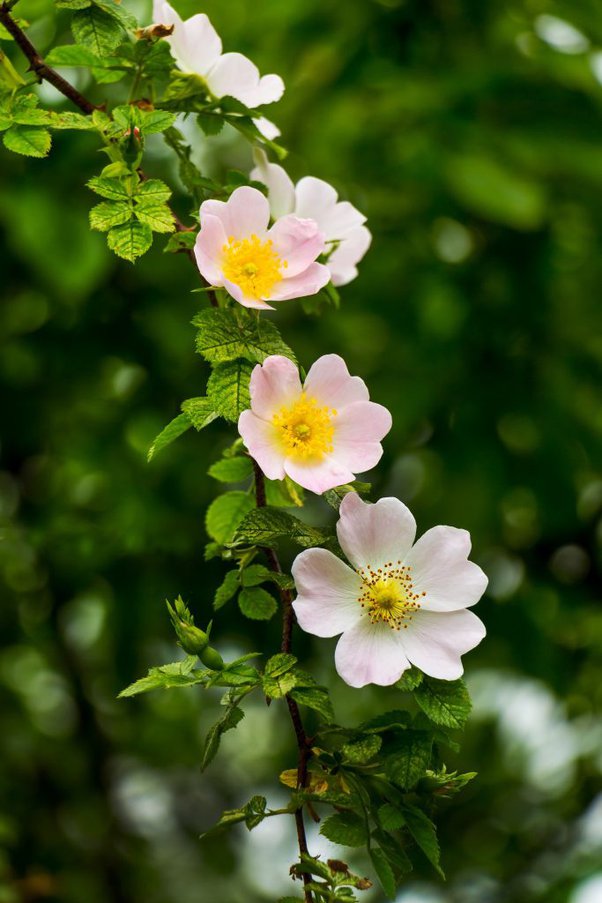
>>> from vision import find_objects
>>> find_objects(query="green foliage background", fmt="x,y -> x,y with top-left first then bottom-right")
1,0 -> 601,901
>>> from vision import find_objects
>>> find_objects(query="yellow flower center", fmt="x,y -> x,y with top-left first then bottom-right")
357,563 -> 426,630
272,393 -> 337,460
221,234 -> 286,299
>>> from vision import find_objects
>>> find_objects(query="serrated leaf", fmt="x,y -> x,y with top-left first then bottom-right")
378,803 -> 405,831
240,564 -> 294,591
50,111 -> 96,130
207,359 -> 254,422
46,45 -> 132,83
118,656 -> 203,697
89,200 -> 132,231
361,710 -> 411,733
88,175 -> 133,200
232,506 -> 335,551
136,178 -> 172,203
414,676 -> 471,729
94,0 -> 137,30
134,202 -> 175,233
138,109 -> 176,133
164,230 -> 196,253
180,396 -> 217,431
384,730 -> 432,790
198,110 -> 224,136
147,412 -> 191,461
402,804 -> 444,878
264,653 -> 297,677
107,221 -> 153,261
323,481 -> 371,510
213,569 -> 240,611
205,491 -> 255,545
202,794 -> 267,837
341,734 -> 382,764
55,0 -> 92,8
395,667 -> 424,693
238,586 -> 278,620
201,704 -> 244,771
262,653 -> 297,697
3,125 -> 51,157
290,685 -> 334,721
208,456 -> 254,483
194,307 -> 296,365
320,812 -> 366,847
71,6 -> 123,57
369,847 -> 396,899
265,476 -> 305,508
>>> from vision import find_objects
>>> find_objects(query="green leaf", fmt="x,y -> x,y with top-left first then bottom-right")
137,109 -> 177,133
265,476 -> 305,508
341,734 -> 382,764
134,202 -> 175,233
202,795 -> 267,836
320,812 -> 366,847
205,491 -> 255,545
395,667 -> 424,692
46,44 -> 133,83
198,110 -> 224,136
414,677 -> 471,729
384,730 -> 433,790
3,125 -> 51,157
402,804 -> 444,878
201,703 -> 244,771
213,569 -> 241,611
136,178 -> 172,203
55,0 -> 92,9
207,359 -> 254,422
164,230 -> 196,254
240,564 -> 294,591
289,685 -> 334,721
238,586 -> 278,621
88,175 -> 133,200
262,653 -> 298,697
193,307 -> 296,365
118,656 -> 204,697
49,111 -> 96,130
361,710 -> 411,733
231,506 -> 335,551
93,0 -> 137,30
89,200 -> 132,231
147,412 -> 191,461
71,5 -> 124,57
180,397 -> 218,431
323,481 -> 371,511
369,847 -> 396,899
378,803 -> 406,831
10,97 -> 53,126
208,456 -> 254,483
107,221 -> 153,261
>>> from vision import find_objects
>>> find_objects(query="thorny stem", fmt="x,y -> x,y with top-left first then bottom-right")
0,4 -> 219,305
253,459 -> 314,903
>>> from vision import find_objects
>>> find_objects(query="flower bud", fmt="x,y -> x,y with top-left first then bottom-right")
166,597 -> 224,669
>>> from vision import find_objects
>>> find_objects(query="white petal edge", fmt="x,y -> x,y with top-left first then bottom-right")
335,618 -> 410,688
399,609 -> 486,680
337,493 -> 417,571
404,525 -> 488,612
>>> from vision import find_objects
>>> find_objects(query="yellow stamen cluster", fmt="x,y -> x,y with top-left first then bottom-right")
221,233 -> 286,299
357,562 -> 426,630
272,393 -> 336,460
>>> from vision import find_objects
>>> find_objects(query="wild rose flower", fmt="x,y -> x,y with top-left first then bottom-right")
195,186 -> 330,309
251,148 -> 371,286
238,354 -> 391,493
292,493 -> 487,687
152,1 -> 284,108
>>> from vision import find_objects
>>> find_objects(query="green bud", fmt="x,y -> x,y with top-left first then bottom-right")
166,597 -> 224,668
121,126 -> 143,166
199,646 -> 224,671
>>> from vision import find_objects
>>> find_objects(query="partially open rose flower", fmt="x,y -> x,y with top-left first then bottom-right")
238,354 -> 392,493
251,148 -> 371,286
195,186 -> 330,309
292,493 -> 487,687
152,1 -> 284,108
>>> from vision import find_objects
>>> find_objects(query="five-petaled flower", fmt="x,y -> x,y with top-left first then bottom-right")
238,354 -> 392,493
195,186 -> 330,309
251,148 -> 371,286
152,1 -> 284,109
292,493 -> 487,687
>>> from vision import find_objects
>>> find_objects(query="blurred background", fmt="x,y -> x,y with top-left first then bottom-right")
1,0 -> 602,901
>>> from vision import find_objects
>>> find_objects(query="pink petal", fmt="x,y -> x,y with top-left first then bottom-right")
194,214 -> 227,286
335,618 -> 410,688
337,493 -> 417,571
251,149 -> 295,219
292,548 -> 363,637
303,354 -> 369,409
249,355 -> 302,419
268,215 -> 325,277
331,400 -> 392,472
238,411 -> 284,480
283,455 -> 354,494
399,609 -> 486,680
225,186 -> 270,240
328,225 -> 372,287
268,262 -> 330,301
403,526 -> 488,612
222,276 -> 275,310
199,198 -> 231,236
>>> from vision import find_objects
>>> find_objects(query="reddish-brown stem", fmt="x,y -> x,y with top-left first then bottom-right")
0,3 -> 97,114
253,460 -> 314,903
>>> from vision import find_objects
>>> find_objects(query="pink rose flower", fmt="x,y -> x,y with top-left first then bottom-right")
238,354 -> 392,493
292,492 -> 487,687
194,187 -> 330,309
